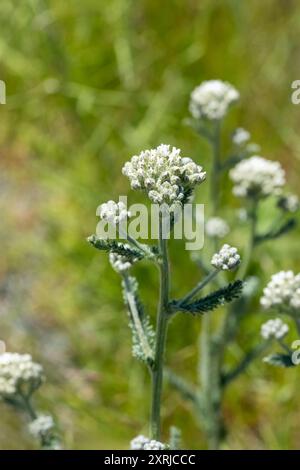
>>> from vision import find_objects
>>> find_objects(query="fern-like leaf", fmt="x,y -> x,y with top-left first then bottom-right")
122,276 -> 155,365
263,353 -> 295,368
87,235 -> 145,261
171,280 -> 244,315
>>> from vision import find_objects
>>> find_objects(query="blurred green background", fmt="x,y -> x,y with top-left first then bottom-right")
0,0 -> 300,449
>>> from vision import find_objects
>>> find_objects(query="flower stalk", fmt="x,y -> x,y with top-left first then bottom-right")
150,215 -> 170,440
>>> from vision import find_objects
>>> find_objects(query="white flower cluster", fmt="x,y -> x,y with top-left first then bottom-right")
277,194 -> 299,213
97,200 -> 130,225
230,156 -> 285,199
260,271 -> 300,312
260,318 -> 289,340
122,144 -> 206,205
29,415 -> 54,439
232,128 -> 250,146
130,435 -> 166,450
0,353 -> 44,397
189,80 -> 239,121
211,244 -> 240,271
205,217 -> 229,239
109,251 -> 136,273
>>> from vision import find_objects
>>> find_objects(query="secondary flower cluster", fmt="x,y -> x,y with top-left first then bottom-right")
109,251 -> 136,273
0,353 -> 44,398
230,156 -> 286,199
211,244 -> 241,271
205,217 -> 229,239
189,80 -> 239,121
277,194 -> 299,213
97,200 -> 130,225
122,144 -> 206,205
232,127 -> 250,146
29,415 -> 54,439
130,435 -> 166,450
260,271 -> 300,313
260,318 -> 289,340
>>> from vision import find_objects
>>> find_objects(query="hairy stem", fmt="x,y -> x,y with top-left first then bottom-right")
211,120 -> 221,214
150,216 -> 170,440
238,199 -> 258,280
123,275 -> 154,363
199,119 -> 224,449
179,269 -> 220,306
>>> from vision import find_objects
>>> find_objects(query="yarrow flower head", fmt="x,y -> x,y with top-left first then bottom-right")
0,353 -> 44,398
189,80 -> 239,121
232,128 -> 250,146
109,251 -> 137,273
205,217 -> 229,239
122,144 -> 206,205
97,200 -> 130,225
211,244 -> 241,271
29,415 -> 54,439
230,156 -> 286,199
130,435 -> 166,450
260,270 -> 300,314
277,194 -> 299,213
260,318 -> 289,340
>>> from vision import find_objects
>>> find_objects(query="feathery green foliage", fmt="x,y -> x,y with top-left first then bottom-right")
171,280 -> 244,315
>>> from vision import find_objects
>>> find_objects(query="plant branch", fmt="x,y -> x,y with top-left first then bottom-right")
150,215 -> 170,440
178,269 -> 221,306
123,275 -> 154,365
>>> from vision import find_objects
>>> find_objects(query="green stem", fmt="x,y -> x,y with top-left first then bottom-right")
179,269 -> 220,305
295,318 -> 300,337
238,199 -> 258,280
22,395 -> 37,421
198,120 -> 223,449
211,120 -> 221,215
150,216 -> 170,440
278,338 -> 292,354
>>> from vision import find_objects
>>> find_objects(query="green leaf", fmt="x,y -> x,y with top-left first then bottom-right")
87,235 -> 145,260
263,353 -> 295,368
172,280 -> 244,315
255,219 -> 297,245
122,276 -> 155,365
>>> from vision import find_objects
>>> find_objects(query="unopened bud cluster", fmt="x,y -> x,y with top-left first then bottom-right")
130,435 -> 166,450
0,353 -> 44,398
260,318 -> 289,340
211,244 -> 240,271
122,144 -> 206,205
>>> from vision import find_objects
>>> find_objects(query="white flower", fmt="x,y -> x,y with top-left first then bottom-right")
277,194 -> 299,213
130,435 -> 166,450
260,270 -> 300,313
97,200 -> 130,225
122,144 -> 206,205
109,251 -> 136,273
230,156 -> 285,199
144,440 -> 166,450
211,244 -> 241,271
232,128 -> 250,146
261,318 -> 289,340
205,217 -> 229,239
189,80 -> 239,121
29,415 -> 54,439
0,353 -> 44,398
130,435 -> 149,450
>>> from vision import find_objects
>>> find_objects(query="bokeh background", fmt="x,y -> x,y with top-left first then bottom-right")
0,0 -> 300,449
